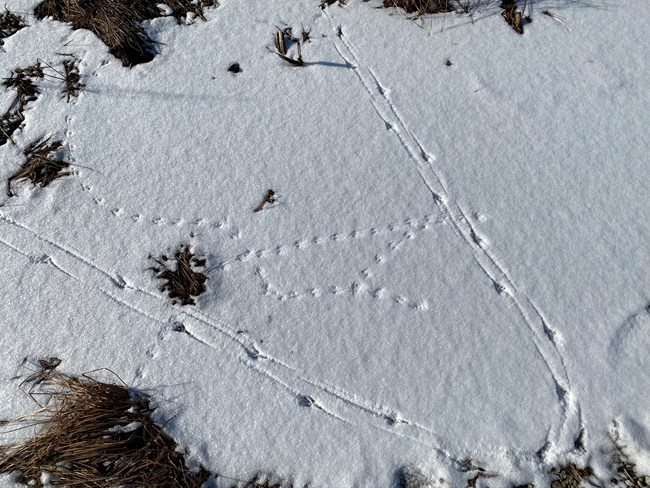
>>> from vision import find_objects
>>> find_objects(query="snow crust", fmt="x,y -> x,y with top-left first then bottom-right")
1,0 -> 649,485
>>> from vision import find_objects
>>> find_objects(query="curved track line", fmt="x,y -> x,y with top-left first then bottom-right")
0,213 -> 501,464
323,13 -> 581,454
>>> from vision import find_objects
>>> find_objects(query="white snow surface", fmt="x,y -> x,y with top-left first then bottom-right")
1,0 -> 649,486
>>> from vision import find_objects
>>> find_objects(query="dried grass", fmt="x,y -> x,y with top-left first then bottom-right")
383,0 -> 454,16
34,0 -> 216,66
1,64 -> 44,146
500,0 -> 524,34
549,463 -> 594,488
0,367 -> 210,487
149,245 -> 208,306
6,137 -> 71,197
0,9 -> 25,45
232,472 -> 309,488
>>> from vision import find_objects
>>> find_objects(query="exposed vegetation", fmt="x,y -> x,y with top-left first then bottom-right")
34,0 -> 217,66
6,137 -> 71,197
0,364 -> 210,487
0,9 -> 25,46
149,245 -> 208,306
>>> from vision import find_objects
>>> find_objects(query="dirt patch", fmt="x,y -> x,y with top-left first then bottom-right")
0,364 -> 210,487
6,137 -> 71,197
34,0 -> 216,67
150,245 -> 208,305
0,9 -> 25,46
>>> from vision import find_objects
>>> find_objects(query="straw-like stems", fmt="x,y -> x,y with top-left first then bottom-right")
0,369 -> 210,487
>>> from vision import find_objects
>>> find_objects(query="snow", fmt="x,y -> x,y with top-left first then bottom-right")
1,0 -> 649,486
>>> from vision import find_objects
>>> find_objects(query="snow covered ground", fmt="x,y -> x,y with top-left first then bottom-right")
1,0 -> 649,486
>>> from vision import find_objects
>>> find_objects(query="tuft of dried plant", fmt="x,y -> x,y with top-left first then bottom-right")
0,9 -> 25,45
6,137 -> 71,197
549,463 -> 595,488
34,0 -> 217,66
150,245 -> 208,306
0,364 -> 211,487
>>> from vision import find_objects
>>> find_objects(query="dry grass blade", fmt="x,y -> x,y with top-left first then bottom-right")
0,368 -> 210,487
274,28 -> 303,67
150,245 -> 208,306
0,9 -> 25,45
6,137 -> 71,197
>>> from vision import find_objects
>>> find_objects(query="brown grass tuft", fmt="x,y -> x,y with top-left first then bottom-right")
550,463 -> 594,488
383,0 -> 454,16
232,472 -> 309,488
1,63 -> 44,146
149,245 -> 208,306
0,366 -> 210,487
500,0 -> 523,34
34,0 -> 216,67
6,137 -> 71,197
0,9 -> 25,45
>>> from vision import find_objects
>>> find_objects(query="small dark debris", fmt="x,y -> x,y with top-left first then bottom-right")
172,322 -> 187,333
297,395 -> 315,407
150,245 -> 208,306
253,189 -> 277,213
446,58 -> 453,66
227,62 -> 242,73
38,357 -> 62,371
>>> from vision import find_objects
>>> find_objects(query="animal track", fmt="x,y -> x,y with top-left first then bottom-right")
324,11 -> 582,455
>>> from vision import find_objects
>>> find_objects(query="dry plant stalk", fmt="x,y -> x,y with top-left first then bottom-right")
0,367 -> 210,487
34,0 -> 216,66
150,245 -> 208,306
274,28 -> 303,67
6,138 -> 71,197
1,64 -> 44,146
253,189 -> 276,212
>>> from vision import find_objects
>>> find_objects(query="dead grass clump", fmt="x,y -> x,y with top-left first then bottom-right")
383,0 -> 454,16
550,463 -> 595,488
232,472 -> 308,488
0,9 -> 25,45
609,428 -> 650,487
0,366 -> 210,487
150,245 -> 208,306
6,138 -> 71,197
1,63 -> 44,146
34,0 -> 216,66
500,0 -> 523,34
